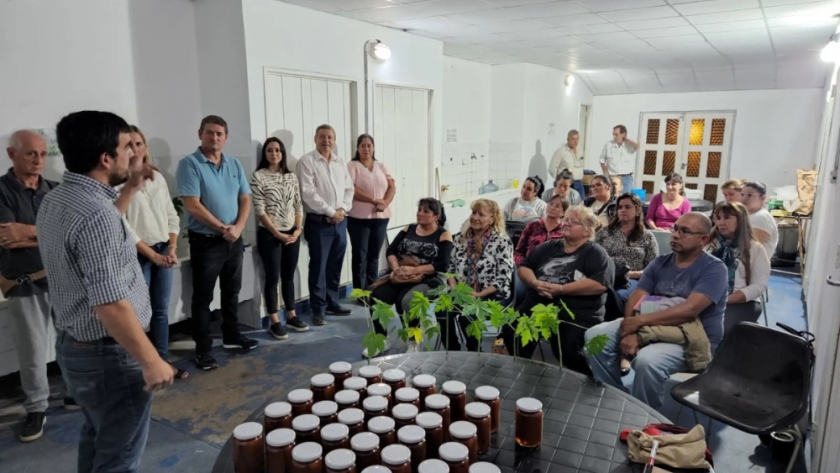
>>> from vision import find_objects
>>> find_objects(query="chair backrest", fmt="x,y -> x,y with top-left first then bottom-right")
505,220 -> 529,247
652,230 -> 672,255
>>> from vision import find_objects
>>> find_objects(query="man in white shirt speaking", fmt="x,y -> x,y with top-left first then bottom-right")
599,124 -> 639,194
296,124 -> 354,326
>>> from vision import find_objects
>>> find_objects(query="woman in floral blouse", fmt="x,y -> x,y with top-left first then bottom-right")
513,195 -> 568,303
446,199 -> 514,351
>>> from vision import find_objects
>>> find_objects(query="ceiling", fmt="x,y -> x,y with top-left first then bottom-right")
280,0 -> 838,94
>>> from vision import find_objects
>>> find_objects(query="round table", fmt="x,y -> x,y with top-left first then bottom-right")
211,352 -> 693,473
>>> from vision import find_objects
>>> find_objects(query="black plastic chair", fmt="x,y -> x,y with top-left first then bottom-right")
671,322 -> 813,473
504,220 -> 528,248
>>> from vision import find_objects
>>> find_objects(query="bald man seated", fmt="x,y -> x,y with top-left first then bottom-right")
584,212 -> 727,411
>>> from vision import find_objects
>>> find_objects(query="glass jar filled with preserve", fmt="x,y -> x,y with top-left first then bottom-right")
232,422 -> 264,473
515,397 -> 543,449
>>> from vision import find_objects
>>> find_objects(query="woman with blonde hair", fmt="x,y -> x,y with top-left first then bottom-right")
122,126 -> 187,379
720,178 -> 746,203
707,201 -> 770,332
505,205 -> 614,374
445,199 -> 514,351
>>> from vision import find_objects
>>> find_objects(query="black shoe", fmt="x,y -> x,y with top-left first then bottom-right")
64,397 -> 81,411
222,336 -> 259,350
269,323 -> 289,340
20,412 -> 46,442
313,313 -> 326,326
326,305 -> 352,316
194,353 -> 219,371
286,317 -> 310,332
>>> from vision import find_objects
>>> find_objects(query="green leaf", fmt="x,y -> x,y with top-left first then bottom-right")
530,303 -> 560,340
362,332 -> 387,359
584,333 -> 609,356
450,282 -> 476,306
397,328 -> 410,344
424,324 -> 440,339
466,319 -> 485,343
350,288 -> 372,301
556,298 -> 575,320
407,327 -> 424,344
515,316 -> 537,347
407,291 -> 431,323
371,300 -> 395,329
426,284 -> 449,297
434,294 -> 454,314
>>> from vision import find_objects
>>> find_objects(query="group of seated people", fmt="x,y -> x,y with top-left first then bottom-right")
375,171 -> 776,413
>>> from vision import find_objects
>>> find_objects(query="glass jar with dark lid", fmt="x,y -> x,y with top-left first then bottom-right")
264,401 -> 293,433
441,381 -> 467,422
292,414 -> 321,444
448,421 -> 477,465
381,444 -> 412,473
418,459 -> 450,473
362,395 -> 389,421
311,373 -> 336,402
394,387 -> 420,410
313,400 -> 339,426
424,394 -> 451,441
288,389 -> 314,417
329,361 -> 353,389
335,389 -> 361,410
265,427 -> 295,473
473,386 -> 500,434
464,402 -> 491,454
366,383 -> 392,409
350,432 -> 381,471
344,376 -> 368,401
383,368 -> 407,391
415,412 -> 443,459
232,422 -> 264,473
410,374 -> 436,406
438,442 -> 469,473
321,422 -> 351,454
367,415 -> 397,448
338,408 -> 366,436
469,462 -> 501,473
515,397 -> 543,449
325,448 -> 356,473
397,425 -> 427,470
358,366 -> 382,386
291,442 -> 323,473
392,403 -> 419,429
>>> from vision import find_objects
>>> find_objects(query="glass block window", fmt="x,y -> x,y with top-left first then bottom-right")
686,151 -> 701,177
646,119 -> 660,144
706,152 -> 721,178
665,119 -> 679,145
685,183 -> 698,190
689,119 -> 705,145
644,150 -> 657,175
704,184 -> 718,202
642,180 -> 655,195
710,119 -> 726,146
662,151 -> 676,175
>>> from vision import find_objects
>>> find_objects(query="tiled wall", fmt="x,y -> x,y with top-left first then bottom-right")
489,141 -> 524,190
440,142 -> 491,201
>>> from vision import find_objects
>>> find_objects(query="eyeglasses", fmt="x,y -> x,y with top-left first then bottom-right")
669,225 -> 706,236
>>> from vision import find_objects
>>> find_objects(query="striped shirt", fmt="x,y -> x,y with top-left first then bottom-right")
250,169 -> 303,232
35,172 -> 151,342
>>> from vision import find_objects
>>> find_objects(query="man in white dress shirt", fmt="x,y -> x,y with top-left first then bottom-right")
548,129 -> 585,198
599,124 -> 639,194
296,124 -> 354,326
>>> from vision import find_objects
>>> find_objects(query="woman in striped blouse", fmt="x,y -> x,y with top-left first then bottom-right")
251,137 -> 308,339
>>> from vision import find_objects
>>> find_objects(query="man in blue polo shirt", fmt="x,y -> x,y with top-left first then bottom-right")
176,115 -> 258,371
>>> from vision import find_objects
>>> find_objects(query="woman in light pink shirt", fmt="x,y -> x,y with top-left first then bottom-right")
347,134 -> 396,290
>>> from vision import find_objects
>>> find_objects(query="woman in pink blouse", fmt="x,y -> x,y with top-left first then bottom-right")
646,172 -> 691,230
347,134 -> 396,291
512,195 -> 568,302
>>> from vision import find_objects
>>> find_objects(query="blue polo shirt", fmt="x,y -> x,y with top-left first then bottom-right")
175,148 -> 251,235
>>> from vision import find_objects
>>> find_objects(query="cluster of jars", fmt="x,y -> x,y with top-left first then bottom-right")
232,362 -> 543,473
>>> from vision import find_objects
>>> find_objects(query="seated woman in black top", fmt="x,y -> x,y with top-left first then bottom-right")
502,205 -> 614,375
370,199 -> 453,347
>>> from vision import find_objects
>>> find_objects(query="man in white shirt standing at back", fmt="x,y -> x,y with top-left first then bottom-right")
296,124 -> 354,327
599,124 -> 639,194
548,129 -> 585,198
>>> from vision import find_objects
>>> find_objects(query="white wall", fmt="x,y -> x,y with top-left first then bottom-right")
590,89 -> 824,190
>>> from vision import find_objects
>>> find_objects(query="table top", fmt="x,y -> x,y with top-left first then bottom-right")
212,352 -> 697,473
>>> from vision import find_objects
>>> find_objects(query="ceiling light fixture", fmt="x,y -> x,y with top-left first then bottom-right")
821,33 -> 840,63
565,74 -> 576,87
368,40 -> 391,61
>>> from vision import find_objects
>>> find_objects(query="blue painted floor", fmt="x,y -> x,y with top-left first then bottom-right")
0,265 -> 810,472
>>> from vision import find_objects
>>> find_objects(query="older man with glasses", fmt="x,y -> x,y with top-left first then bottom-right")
584,212 -> 728,411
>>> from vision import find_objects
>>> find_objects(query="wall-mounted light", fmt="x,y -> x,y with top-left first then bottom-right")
367,40 -> 391,61
821,33 -> 840,62
564,74 -> 575,87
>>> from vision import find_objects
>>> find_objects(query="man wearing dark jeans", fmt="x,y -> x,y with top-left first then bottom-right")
176,115 -> 257,371
296,124 -> 354,326
37,111 -> 175,472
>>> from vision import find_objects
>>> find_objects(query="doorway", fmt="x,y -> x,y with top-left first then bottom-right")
637,111 -> 735,202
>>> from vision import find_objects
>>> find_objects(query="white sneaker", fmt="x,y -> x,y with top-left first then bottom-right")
362,340 -> 391,358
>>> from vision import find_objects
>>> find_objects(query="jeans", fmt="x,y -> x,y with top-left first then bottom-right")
347,217 -> 389,291
513,272 -> 527,307
370,281 -> 434,333
616,279 -> 639,306
620,174 -> 635,193
7,292 -> 52,413
572,179 -> 585,200
256,227 -> 300,314
303,216 -> 348,315
138,242 -> 173,360
188,232 -> 244,354
585,318 -> 687,411
56,332 -> 152,473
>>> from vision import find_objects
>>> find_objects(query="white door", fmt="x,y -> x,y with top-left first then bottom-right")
264,72 -> 356,302
637,111 -> 735,202
373,84 -> 431,229
579,104 -> 591,159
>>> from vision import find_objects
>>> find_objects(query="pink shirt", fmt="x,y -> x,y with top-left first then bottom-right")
646,193 -> 691,229
347,160 -> 393,219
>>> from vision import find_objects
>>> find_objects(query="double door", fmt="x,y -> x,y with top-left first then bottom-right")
636,111 -> 735,202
